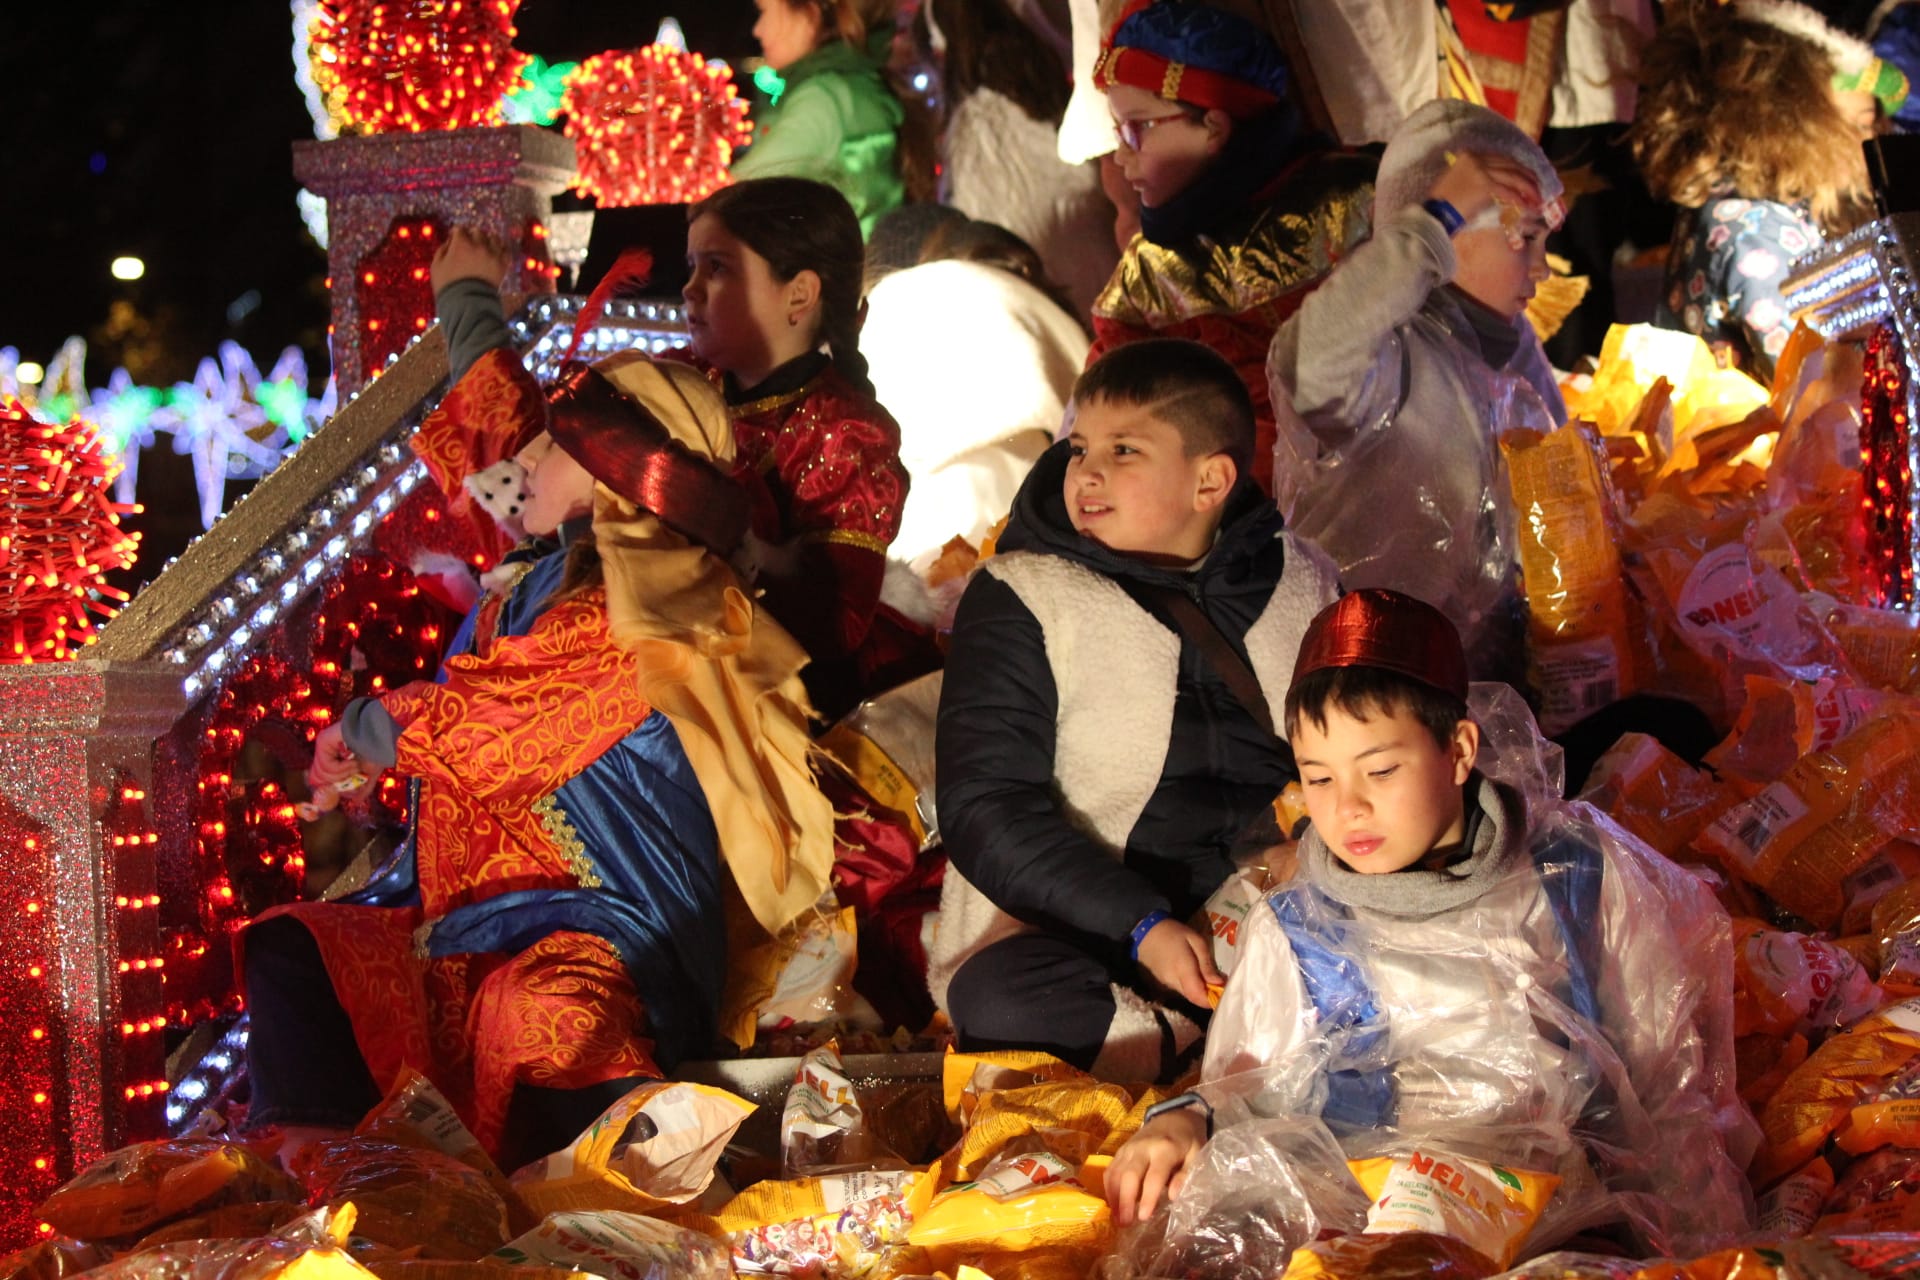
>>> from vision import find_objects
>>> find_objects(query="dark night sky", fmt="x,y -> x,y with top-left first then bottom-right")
0,3 -> 758,388
0,3 -> 758,574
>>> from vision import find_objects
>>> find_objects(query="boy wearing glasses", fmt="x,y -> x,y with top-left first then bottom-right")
1086,0 -> 1375,495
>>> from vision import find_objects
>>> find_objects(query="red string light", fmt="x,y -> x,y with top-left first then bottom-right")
1859,323 -> 1915,608
561,44 -> 752,208
310,0 -> 531,135
0,399 -> 141,663
355,217 -> 555,385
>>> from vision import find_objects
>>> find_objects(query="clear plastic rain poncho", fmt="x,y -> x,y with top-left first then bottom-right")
1127,687 -> 1759,1273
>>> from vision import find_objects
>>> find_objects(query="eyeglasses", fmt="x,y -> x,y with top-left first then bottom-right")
1111,111 -> 1197,152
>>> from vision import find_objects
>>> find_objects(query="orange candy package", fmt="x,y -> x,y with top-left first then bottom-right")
36,1140 -> 300,1242
1577,732 -> 1741,858
294,1139 -> 513,1261
1752,996 -> 1920,1185
1730,917 -> 1882,1039
1694,711 -> 1920,929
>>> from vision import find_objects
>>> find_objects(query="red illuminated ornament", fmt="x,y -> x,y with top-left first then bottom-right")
310,0 -> 532,134
561,44 -> 752,207
354,216 -> 556,384
0,399 -> 140,663
1859,322 -> 1916,608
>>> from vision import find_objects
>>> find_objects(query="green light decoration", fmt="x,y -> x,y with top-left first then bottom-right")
753,63 -> 786,105
503,56 -> 579,126
257,378 -> 312,443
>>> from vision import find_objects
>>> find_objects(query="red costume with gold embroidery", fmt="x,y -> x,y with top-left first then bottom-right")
715,356 -> 937,716
244,352 -> 727,1159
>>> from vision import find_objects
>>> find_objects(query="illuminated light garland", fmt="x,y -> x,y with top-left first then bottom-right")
354,216 -> 557,381
309,0 -> 531,136
560,44 -> 752,208
1860,321 -> 1918,608
0,400 -> 142,663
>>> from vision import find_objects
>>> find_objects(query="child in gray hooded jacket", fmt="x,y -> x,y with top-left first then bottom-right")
1268,100 -> 1568,685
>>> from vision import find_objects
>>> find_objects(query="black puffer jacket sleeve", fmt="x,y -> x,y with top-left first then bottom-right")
436,279 -> 514,384
936,570 -> 1172,942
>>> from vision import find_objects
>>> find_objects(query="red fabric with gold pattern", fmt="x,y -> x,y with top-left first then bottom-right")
1092,45 -> 1282,119
379,588 -> 653,914
257,904 -> 657,1152
254,587 -> 661,1153
411,347 -> 548,566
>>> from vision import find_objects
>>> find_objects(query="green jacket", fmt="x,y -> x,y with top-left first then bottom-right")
733,34 -> 905,237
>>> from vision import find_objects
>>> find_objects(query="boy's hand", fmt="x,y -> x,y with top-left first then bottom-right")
1137,918 -> 1225,1007
430,226 -> 513,294
307,723 -> 368,791
1108,1106 -> 1208,1225
1426,150 -> 1543,225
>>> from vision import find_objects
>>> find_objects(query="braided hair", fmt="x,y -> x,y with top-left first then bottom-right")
690,178 -> 875,396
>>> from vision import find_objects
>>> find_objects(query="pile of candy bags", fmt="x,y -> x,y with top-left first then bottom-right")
21,319 -> 1920,1280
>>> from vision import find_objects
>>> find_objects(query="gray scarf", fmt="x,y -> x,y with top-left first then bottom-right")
1299,774 -> 1526,920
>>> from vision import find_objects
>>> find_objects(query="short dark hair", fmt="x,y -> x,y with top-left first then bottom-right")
1071,338 -> 1255,478
1284,665 -> 1470,752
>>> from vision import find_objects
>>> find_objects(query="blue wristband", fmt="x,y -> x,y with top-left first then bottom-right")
1422,198 -> 1466,236
1129,909 -> 1173,960
1144,1090 -> 1214,1138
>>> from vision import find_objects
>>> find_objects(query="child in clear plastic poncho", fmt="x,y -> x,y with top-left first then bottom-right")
1268,100 -> 1569,685
1105,589 -> 1759,1258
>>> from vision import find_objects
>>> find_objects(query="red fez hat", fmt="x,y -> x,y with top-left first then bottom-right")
1292,589 -> 1469,702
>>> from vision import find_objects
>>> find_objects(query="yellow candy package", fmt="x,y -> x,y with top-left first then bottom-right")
76,1205 -> 376,1280
1347,1152 -> 1558,1269
1629,1245 -> 1785,1280
1503,422 -> 1638,733
1281,1230 -> 1501,1280
715,1167 -> 937,1278
1828,604 -> 1920,696
907,1150 -> 1109,1258
1695,711 -> 1920,928
1752,996 -> 1920,1185
941,1050 -> 1095,1127
36,1139 -> 300,1241
942,1078 -> 1133,1184
719,903 -> 867,1051
512,1080 -> 755,1219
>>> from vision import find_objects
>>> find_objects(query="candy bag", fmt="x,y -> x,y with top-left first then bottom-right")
1703,675 -> 1887,788
75,1205 -> 374,1280
1628,1245 -> 1784,1280
1752,996 -> 1920,1184
1576,733 -> 1739,858
1503,422 -> 1638,733
1730,918 -> 1883,1039
1840,841 -> 1920,936
783,1042 -> 907,1177
1347,1152 -> 1559,1270
942,1076 -> 1134,1184
1814,1145 -> 1920,1232
714,1168 -> 937,1278
1695,711 -> 1920,928
1828,605 -> 1920,695
355,1069 -> 531,1232
494,1209 -> 733,1280
1282,1231 -> 1501,1280
0,1238 -> 110,1280
1200,863 -> 1270,979
941,1051 -> 1097,1128
37,1140 -> 300,1241
907,1150 -> 1110,1257
134,1202 -> 311,1249
720,905 -> 870,1051
295,1138 -> 512,1260
512,1080 -> 755,1219
1754,1156 -> 1833,1237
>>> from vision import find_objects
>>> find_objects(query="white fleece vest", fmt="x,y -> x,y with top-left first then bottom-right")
923,532 -> 1341,1012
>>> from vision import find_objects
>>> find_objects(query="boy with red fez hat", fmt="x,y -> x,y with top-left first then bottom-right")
1087,0 -> 1376,497
1106,588 -> 1757,1257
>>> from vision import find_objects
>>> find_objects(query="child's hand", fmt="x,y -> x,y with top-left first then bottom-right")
308,723 -> 367,791
1136,918 -> 1226,1007
1107,1106 -> 1208,1225
1426,150 -> 1543,225
430,226 -> 513,294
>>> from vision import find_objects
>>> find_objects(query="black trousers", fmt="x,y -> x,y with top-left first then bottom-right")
945,930 -> 1207,1075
